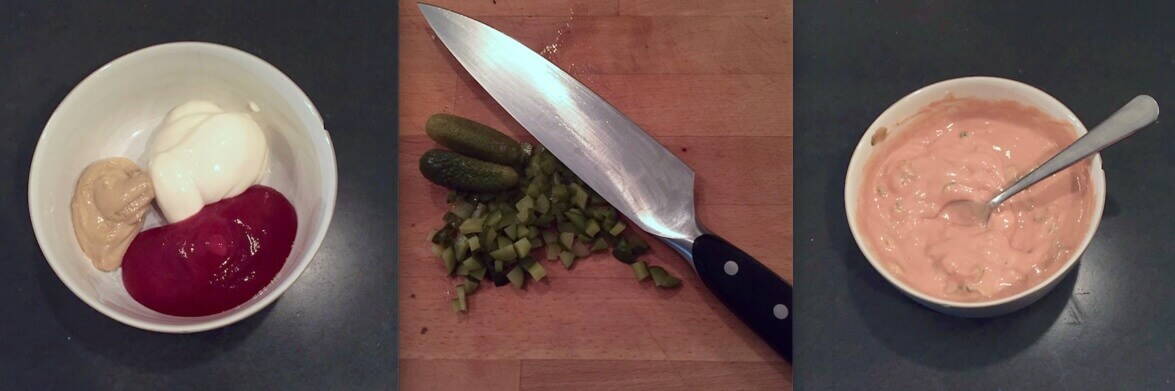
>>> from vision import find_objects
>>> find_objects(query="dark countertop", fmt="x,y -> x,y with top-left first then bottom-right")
1,2 -> 398,389
795,2 -> 1174,390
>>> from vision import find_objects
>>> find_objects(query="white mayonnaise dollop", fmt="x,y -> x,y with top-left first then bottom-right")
147,101 -> 268,222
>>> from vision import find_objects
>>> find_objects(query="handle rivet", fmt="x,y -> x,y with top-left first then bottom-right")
723,260 -> 739,276
773,304 -> 789,320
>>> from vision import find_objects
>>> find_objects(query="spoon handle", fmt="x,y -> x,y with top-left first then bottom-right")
990,95 -> 1159,207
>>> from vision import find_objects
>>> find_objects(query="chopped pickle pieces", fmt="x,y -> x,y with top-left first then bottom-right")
514,237 -> 533,258
632,261 -> 650,281
609,222 -> 626,236
649,266 -> 682,288
459,218 -> 484,234
426,116 -> 684,312
506,266 -> 525,289
489,244 -> 518,262
525,261 -> 547,281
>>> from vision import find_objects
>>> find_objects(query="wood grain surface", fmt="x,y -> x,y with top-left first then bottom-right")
398,1 -> 793,389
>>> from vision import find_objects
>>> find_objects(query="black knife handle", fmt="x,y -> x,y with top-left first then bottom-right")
691,233 -> 792,361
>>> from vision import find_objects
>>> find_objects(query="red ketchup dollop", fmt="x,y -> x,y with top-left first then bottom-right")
122,185 -> 297,317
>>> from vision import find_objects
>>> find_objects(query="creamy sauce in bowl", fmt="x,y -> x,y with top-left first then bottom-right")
858,97 -> 1095,301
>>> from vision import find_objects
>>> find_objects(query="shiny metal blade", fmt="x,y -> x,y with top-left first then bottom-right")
420,4 -> 703,248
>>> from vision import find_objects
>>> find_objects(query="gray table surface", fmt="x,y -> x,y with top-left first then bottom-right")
795,1 -> 1174,390
1,2 -> 399,389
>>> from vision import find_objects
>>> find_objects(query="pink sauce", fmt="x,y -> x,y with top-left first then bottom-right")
122,185 -> 296,316
858,98 -> 1094,301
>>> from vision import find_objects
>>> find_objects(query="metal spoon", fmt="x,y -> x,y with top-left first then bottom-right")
941,95 -> 1159,226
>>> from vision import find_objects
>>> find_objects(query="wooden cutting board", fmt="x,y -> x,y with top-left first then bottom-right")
397,1 -> 793,389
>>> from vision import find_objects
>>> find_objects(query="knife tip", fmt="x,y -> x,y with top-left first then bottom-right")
417,2 -> 451,22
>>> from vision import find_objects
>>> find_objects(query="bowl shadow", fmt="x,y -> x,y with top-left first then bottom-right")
36,257 -> 271,372
848,250 -> 1077,370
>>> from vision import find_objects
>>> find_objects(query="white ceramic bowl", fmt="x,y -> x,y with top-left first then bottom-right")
28,42 -> 337,333
845,76 -> 1106,317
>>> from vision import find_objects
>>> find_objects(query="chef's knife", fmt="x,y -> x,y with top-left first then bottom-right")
420,3 -> 792,361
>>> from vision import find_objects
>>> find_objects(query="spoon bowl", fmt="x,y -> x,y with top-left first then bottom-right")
940,199 -> 993,227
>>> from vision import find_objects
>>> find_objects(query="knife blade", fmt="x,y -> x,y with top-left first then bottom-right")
420,3 -> 792,361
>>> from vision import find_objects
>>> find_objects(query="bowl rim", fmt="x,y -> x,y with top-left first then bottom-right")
844,76 -> 1107,310
27,41 -> 338,333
